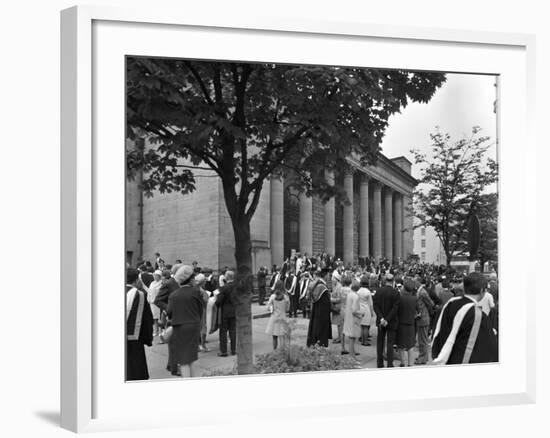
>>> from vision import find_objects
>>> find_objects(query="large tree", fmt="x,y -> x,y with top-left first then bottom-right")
412,127 -> 498,267
126,58 -> 445,373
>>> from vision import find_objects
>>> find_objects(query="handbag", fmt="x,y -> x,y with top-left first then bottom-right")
158,310 -> 168,328
160,326 -> 173,343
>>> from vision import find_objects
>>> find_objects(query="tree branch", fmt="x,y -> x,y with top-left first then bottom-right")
184,61 -> 214,106
245,181 -> 264,221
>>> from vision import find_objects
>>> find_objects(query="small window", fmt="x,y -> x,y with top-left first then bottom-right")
421,228 -> 426,236
421,239 -> 426,248
421,252 -> 426,261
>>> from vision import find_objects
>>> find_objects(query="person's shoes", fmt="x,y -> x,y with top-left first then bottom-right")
400,363 -> 405,367
202,346 -> 211,352
341,351 -> 349,355
231,352 -> 237,356
414,360 -> 426,365
333,339 -> 341,344
198,345 -> 204,352
217,352 -> 228,357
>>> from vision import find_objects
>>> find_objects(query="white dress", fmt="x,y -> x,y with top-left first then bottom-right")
357,287 -> 374,326
343,290 -> 361,338
147,280 -> 162,320
265,294 -> 290,336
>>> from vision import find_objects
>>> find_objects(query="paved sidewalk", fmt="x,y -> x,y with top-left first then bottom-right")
145,312 -> 431,379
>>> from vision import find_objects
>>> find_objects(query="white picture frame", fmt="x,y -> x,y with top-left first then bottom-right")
60,5 -> 536,433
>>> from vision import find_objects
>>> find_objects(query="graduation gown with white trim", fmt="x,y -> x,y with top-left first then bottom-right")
431,296 -> 498,365
126,285 -> 153,380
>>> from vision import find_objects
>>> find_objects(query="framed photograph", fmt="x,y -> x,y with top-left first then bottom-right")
61,5 -> 536,433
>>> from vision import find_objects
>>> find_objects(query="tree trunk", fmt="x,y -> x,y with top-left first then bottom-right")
445,249 -> 452,268
232,219 -> 254,375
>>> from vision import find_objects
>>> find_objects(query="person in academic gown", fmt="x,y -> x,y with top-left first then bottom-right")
285,269 -> 299,318
432,272 -> 498,365
306,270 -> 332,347
269,266 -> 282,292
126,268 -> 153,381
298,271 -> 312,318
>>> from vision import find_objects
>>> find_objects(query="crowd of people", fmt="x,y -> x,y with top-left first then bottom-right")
125,251 -> 499,380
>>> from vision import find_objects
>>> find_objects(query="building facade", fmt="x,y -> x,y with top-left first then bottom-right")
126,154 -> 417,272
413,224 -> 447,265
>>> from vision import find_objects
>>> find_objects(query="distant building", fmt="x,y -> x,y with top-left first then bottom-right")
413,224 -> 447,265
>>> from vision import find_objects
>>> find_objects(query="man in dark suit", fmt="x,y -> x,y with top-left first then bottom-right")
216,270 -> 237,356
373,273 -> 401,368
154,252 -> 164,270
257,266 -> 267,305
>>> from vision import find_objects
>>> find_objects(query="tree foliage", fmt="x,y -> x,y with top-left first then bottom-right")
475,192 -> 498,269
127,58 -> 446,219
412,127 -> 498,265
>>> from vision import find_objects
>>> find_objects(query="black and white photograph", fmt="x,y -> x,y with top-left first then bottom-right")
125,57 -> 499,380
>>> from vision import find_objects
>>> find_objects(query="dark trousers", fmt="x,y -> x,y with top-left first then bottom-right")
258,286 -> 266,305
289,293 -> 299,317
300,299 -> 309,318
416,324 -> 430,364
219,316 -> 236,354
376,325 -> 396,368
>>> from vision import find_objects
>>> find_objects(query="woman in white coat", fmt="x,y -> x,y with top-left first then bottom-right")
357,275 -> 375,346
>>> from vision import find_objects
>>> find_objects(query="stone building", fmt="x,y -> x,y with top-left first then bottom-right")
126,154 -> 417,272
413,224 -> 447,265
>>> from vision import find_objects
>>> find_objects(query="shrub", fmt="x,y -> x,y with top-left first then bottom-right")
254,345 -> 360,374
202,345 -> 360,377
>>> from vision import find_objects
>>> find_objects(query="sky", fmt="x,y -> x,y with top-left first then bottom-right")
380,73 -> 498,180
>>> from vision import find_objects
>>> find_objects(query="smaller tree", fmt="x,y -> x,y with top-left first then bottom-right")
475,193 -> 498,271
412,127 -> 498,266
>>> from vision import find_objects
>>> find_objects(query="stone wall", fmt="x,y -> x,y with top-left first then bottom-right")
139,168 -> 220,269
125,174 -> 142,266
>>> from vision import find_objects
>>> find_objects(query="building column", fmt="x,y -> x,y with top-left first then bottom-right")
403,195 -> 413,259
384,188 -> 393,261
270,176 -> 284,267
394,193 -> 403,260
324,170 -> 335,256
343,171 -> 354,265
359,174 -> 370,258
372,181 -> 382,260
299,192 -> 313,256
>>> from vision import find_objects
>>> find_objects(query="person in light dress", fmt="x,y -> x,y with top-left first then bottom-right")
357,275 -> 375,346
265,280 -> 290,350
343,277 -> 364,358
146,270 -> 163,337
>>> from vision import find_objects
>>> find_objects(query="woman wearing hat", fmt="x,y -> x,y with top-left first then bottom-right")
166,265 -> 204,377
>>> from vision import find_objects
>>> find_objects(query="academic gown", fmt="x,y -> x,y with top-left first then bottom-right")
306,282 -> 332,347
432,296 -> 498,364
126,286 -> 153,381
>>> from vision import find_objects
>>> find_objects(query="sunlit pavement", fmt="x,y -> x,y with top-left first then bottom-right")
145,302 -> 428,379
